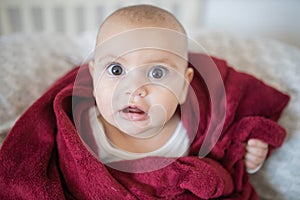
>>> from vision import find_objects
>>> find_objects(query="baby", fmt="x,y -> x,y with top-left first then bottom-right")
87,4 -> 268,173
1,4 -> 289,199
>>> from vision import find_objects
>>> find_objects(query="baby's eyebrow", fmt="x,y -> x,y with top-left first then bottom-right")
96,54 -> 117,61
95,54 -> 181,69
96,54 -> 125,64
148,58 -> 179,69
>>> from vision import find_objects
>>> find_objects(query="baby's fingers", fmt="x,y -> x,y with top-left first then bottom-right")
247,139 -> 268,149
244,139 -> 269,173
244,159 -> 260,171
246,144 -> 268,158
244,151 -> 266,166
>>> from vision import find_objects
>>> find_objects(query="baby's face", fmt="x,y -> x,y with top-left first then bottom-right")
90,25 -> 193,138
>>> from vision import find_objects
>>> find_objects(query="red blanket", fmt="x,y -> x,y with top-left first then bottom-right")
0,53 -> 289,199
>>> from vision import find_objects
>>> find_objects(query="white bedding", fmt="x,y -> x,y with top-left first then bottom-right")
0,31 -> 300,199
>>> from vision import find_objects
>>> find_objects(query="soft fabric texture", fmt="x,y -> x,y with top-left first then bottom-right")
0,34 -> 85,136
0,53 -> 289,199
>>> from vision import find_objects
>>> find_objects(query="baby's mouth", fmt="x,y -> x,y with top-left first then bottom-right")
120,106 -> 149,121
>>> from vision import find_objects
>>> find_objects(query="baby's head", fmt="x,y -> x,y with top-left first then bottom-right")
89,5 -> 194,138
96,4 -> 186,44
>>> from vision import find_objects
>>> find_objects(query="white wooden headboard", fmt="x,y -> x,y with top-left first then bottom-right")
0,0 -> 204,36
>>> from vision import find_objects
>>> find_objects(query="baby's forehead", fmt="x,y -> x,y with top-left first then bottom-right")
97,9 -> 186,44
102,49 -> 185,63
95,26 -> 188,63
97,24 -> 185,45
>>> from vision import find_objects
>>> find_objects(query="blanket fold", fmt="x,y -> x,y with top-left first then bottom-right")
107,156 -> 233,199
0,53 -> 289,199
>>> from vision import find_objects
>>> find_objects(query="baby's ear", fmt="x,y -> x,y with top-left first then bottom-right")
186,67 -> 194,83
179,67 -> 194,104
88,60 -> 94,77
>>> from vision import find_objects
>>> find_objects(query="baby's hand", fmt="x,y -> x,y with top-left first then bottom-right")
244,139 -> 268,173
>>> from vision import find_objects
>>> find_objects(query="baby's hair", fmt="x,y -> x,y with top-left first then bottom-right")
100,4 -> 186,34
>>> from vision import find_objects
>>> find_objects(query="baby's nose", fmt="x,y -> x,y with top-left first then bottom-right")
121,71 -> 150,98
126,86 -> 148,98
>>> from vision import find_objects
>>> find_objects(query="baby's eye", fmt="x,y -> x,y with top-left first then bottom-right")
149,66 -> 168,79
107,63 -> 125,76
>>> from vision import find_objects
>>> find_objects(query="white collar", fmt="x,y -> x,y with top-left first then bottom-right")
88,107 -> 190,164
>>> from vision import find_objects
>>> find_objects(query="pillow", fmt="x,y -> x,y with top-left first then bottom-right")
0,33 -> 87,144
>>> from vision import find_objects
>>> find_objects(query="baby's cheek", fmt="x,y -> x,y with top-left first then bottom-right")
155,91 -> 179,118
94,87 -> 113,107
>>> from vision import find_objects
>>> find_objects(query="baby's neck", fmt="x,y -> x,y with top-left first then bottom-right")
99,115 -> 180,153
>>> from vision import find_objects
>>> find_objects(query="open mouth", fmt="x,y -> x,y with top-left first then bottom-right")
120,106 -> 148,121
123,106 -> 145,114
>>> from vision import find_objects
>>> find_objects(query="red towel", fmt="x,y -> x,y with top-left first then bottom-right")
0,53 -> 289,199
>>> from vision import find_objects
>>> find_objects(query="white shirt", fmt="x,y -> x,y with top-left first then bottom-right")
89,107 -> 190,164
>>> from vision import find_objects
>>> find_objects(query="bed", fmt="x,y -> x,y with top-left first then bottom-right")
0,0 -> 300,199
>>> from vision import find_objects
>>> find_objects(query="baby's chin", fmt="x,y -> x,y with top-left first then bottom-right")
116,121 -> 164,139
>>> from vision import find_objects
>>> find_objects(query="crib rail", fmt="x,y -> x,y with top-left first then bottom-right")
0,0 -> 203,35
